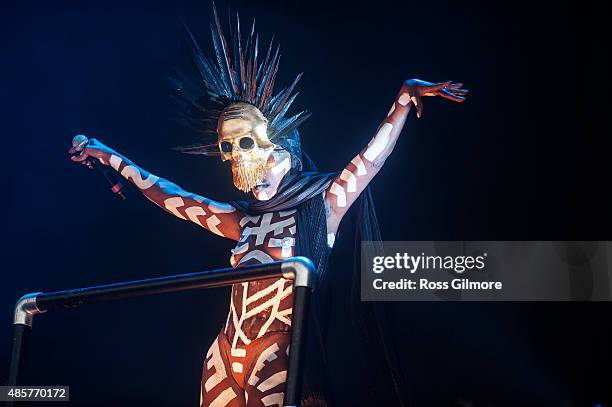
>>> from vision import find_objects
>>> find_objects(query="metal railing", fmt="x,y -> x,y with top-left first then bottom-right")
6,256 -> 316,407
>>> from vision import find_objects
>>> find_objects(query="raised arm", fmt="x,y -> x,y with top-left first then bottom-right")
70,139 -> 242,241
325,79 -> 468,236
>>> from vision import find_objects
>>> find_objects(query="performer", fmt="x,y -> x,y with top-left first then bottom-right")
69,6 -> 467,407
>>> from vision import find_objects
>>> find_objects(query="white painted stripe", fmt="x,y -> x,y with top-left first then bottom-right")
398,92 -> 411,106
277,314 -> 292,326
224,298 -> 232,332
276,308 -> 293,326
271,157 -> 291,175
240,215 -> 261,227
109,154 -> 122,171
232,362 -> 243,373
257,370 -> 287,392
185,206 -> 206,227
239,217 -> 248,227
351,156 -> 367,176
247,285 -> 293,320
268,237 -> 295,258
237,250 -> 275,265
164,197 -> 187,220
231,348 -> 246,357
246,213 -> 295,245
206,215 -> 224,236
209,387 -> 237,407
265,349 -> 279,364
255,290 -> 294,336
230,243 -> 248,265
239,227 -> 252,242
248,343 -> 280,386
387,102 -> 396,116
340,169 -> 357,192
329,182 -> 346,207
364,123 -> 393,162
244,279 -> 285,306
208,201 -> 236,213
230,284 -> 252,347
120,165 -> 159,190
261,392 -> 284,406
204,338 -> 227,392
231,243 -> 249,255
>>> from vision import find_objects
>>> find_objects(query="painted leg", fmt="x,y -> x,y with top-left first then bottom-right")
201,333 -> 246,407
244,333 -> 290,407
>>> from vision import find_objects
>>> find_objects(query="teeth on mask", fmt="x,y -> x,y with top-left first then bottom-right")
232,159 -> 267,192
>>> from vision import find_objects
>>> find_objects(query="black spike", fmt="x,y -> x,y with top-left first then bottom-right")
173,5 -> 310,151
211,2 -> 236,94
270,72 -> 303,117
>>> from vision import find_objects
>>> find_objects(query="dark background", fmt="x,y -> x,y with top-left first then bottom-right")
1,0 -> 610,405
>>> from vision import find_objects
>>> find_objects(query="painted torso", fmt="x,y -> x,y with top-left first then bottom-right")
224,209 -> 297,349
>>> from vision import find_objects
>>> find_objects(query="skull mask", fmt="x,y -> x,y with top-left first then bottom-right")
217,103 -> 276,192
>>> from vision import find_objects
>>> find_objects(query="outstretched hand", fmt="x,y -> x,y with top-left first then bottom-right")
404,79 -> 468,118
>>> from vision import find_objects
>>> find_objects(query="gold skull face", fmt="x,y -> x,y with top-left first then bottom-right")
217,103 -> 276,192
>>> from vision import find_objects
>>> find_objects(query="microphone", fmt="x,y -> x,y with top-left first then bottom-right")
72,135 -> 126,200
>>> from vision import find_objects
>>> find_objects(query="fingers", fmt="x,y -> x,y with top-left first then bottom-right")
440,88 -> 466,102
71,149 -> 90,162
411,95 -> 424,118
428,80 -> 453,91
444,87 -> 469,98
424,81 -> 467,98
437,88 -> 468,100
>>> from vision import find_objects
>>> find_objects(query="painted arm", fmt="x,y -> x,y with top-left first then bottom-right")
70,139 -> 242,241
324,79 -> 468,238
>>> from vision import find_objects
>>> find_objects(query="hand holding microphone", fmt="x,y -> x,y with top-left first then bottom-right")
69,135 -> 126,199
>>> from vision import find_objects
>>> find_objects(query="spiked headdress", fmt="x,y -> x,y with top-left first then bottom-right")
171,4 -> 309,165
